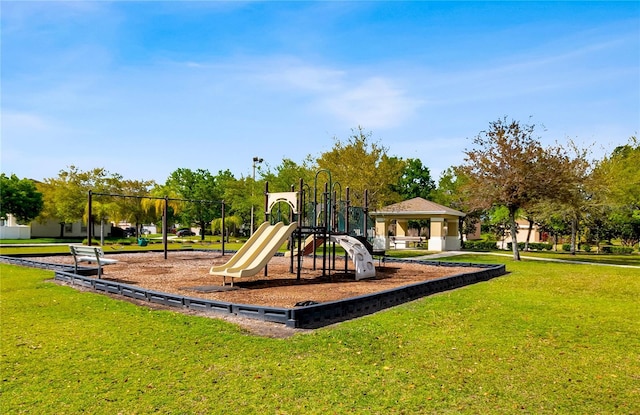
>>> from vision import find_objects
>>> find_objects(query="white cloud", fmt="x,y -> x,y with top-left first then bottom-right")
320,77 -> 423,128
254,59 -> 423,128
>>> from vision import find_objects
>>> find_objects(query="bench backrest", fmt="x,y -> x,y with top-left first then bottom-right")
70,245 -> 105,257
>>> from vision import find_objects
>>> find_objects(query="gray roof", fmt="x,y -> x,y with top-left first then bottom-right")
371,197 -> 465,217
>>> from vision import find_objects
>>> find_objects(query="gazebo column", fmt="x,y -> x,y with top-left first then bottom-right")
395,220 -> 409,249
445,218 -> 461,250
374,217 -> 390,250
428,218 -> 446,251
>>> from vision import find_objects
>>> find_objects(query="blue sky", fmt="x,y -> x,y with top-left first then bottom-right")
2,1 -> 638,184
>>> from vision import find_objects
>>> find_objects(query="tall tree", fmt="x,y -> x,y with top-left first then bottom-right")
165,168 -> 222,240
432,167 -> 481,243
461,117 -> 568,260
221,177 -> 252,230
143,183 -> 183,234
550,141 -> 592,254
316,126 -> 405,208
37,166 -> 115,237
394,158 -> 435,200
0,174 -> 44,224
113,179 -> 155,237
591,136 -> 640,248
594,136 -> 640,211
261,158 -> 316,193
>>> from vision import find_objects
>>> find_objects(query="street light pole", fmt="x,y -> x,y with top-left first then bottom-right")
250,156 -> 263,236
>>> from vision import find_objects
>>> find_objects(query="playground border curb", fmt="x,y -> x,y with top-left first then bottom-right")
1,255 -> 506,329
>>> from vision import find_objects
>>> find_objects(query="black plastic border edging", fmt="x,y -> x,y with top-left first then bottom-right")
1,255 -> 506,329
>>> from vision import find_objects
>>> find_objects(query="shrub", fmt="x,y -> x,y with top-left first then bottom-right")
528,242 -> 553,251
562,244 -> 572,252
602,246 -> 634,254
583,244 -> 591,253
505,242 -> 553,251
463,240 -> 497,251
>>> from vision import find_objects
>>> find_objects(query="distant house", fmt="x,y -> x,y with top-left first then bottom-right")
30,218 -> 102,238
496,219 -> 545,249
0,215 -> 109,240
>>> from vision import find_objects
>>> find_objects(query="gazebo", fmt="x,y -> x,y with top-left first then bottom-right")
370,197 -> 465,252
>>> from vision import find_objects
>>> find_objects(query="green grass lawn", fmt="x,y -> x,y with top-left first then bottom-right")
1,255 -> 639,414
512,250 -> 640,267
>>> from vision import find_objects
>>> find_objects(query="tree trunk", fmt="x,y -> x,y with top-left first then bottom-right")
59,222 -> 64,238
508,208 -> 521,261
524,218 -> 534,251
200,220 -> 206,241
570,216 -> 577,255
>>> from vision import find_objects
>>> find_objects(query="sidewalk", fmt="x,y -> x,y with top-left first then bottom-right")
411,250 -> 640,268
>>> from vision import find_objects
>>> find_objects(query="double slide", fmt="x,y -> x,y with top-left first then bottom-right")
210,222 -> 297,286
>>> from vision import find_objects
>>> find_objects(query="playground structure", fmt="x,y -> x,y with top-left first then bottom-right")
84,169 -> 381,286
210,170 -> 379,286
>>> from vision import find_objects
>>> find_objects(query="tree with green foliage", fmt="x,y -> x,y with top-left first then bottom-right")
0,173 -> 44,224
316,126 -> 405,208
220,176 -> 253,230
432,167 -> 481,244
211,215 -> 244,241
261,158 -> 316,193
143,184 -> 182,234
37,166 -> 118,237
591,136 -> 640,248
531,141 -> 592,255
594,136 -> 640,211
486,205 -> 511,249
394,158 -> 435,200
581,204 -> 616,251
111,179 -> 155,237
165,168 -> 222,240
87,173 -> 127,243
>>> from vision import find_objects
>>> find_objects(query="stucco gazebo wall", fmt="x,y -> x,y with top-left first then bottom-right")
427,217 -> 461,251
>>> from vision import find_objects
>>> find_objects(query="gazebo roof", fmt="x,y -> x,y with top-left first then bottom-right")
371,197 -> 465,218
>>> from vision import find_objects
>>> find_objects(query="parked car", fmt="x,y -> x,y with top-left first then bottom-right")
124,227 -> 136,237
176,229 -> 196,237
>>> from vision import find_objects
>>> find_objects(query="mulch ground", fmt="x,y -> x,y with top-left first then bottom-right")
38,251 -> 479,308
33,251 -> 481,337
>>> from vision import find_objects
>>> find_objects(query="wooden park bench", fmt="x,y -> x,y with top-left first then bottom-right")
69,245 -> 119,278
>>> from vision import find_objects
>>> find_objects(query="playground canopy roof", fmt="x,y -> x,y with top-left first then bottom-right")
370,197 -> 465,220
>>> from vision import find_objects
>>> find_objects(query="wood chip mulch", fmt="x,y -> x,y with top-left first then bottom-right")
38,251 -> 480,308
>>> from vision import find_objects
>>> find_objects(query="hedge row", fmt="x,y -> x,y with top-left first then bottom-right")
507,242 -> 554,251
463,241 -> 498,251
601,245 -> 635,254
561,244 -> 635,254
